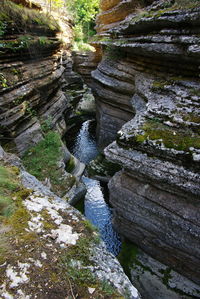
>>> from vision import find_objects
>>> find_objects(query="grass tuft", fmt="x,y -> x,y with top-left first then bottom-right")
22,131 -> 76,196
0,0 -> 60,37
0,165 -> 20,219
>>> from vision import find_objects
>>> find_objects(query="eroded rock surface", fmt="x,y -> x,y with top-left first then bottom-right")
92,0 -> 200,294
0,1 -> 72,156
0,146 -> 141,299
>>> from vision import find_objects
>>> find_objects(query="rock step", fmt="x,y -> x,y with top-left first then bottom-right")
71,156 -> 85,178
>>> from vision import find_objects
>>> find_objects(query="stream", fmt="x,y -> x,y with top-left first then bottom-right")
67,119 -> 121,256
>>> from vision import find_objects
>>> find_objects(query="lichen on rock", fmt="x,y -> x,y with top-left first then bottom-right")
91,0 -> 200,296
0,146 -> 140,299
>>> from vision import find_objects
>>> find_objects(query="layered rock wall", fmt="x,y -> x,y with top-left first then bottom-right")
0,1 -> 72,155
92,0 -> 200,289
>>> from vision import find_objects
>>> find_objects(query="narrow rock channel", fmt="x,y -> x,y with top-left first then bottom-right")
66,119 -> 121,256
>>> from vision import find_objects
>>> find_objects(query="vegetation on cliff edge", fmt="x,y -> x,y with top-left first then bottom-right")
0,0 -> 60,37
22,131 -> 76,197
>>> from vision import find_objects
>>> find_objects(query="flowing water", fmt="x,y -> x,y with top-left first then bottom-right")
71,120 -> 98,164
68,119 -> 121,256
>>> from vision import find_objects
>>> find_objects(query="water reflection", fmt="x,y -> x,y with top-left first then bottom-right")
82,176 -> 121,256
72,120 -> 98,164
69,119 -> 121,256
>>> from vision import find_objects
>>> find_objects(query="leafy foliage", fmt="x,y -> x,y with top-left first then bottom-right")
67,0 -> 99,48
68,0 -> 99,25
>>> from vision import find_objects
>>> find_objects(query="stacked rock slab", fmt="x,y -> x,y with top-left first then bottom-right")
0,1 -> 72,156
72,47 -> 102,87
92,0 -> 200,290
0,146 -> 140,299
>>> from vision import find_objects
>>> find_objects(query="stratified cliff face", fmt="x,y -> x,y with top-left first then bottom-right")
0,1 -> 72,155
72,47 -> 102,87
92,0 -> 200,288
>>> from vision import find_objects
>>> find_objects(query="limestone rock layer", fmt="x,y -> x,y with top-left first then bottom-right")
92,0 -> 200,287
0,1 -> 72,155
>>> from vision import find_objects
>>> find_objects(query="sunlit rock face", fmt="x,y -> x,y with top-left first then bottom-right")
0,1 -> 73,155
96,0 -> 155,33
92,0 -> 200,290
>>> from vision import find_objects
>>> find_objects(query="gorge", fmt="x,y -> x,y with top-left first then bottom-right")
0,0 -> 200,298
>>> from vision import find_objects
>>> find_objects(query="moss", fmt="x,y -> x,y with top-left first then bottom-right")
189,88 -> 200,97
159,267 -> 172,286
22,131 -> 77,196
118,239 -> 138,279
130,1 -> 200,26
1,35 -> 57,56
66,156 -> 75,173
151,80 -> 169,91
0,164 -> 35,268
0,164 -> 21,218
182,113 -> 200,124
0,73 -> 8,88
131,9 -> 149,23
60,232 -> 121,298
0,163 -> 122,297
175,0 -> 200,8
0,196 -> 15,218
0,165 -> 19,193
41,210 -> 57,230
0,234 -> 11,265
7,205 -> 30,232
81,219 -> 99,234
50,272 -> 60,283
58,219 -> 120,297
91,36 -> 112,43
135,119 -> 200,151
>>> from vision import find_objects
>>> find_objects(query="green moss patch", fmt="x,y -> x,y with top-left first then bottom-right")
159,267 -> 172,285
182,113 -> 200,124
22,131 -> 76,196
0,163 -> 32,270
0,165 -> 20,219
66,156 -> 75,173
118,239 -> 138,279
190,88 -> 200,97
22,131 -> 62,180
135,119 -> 200,151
